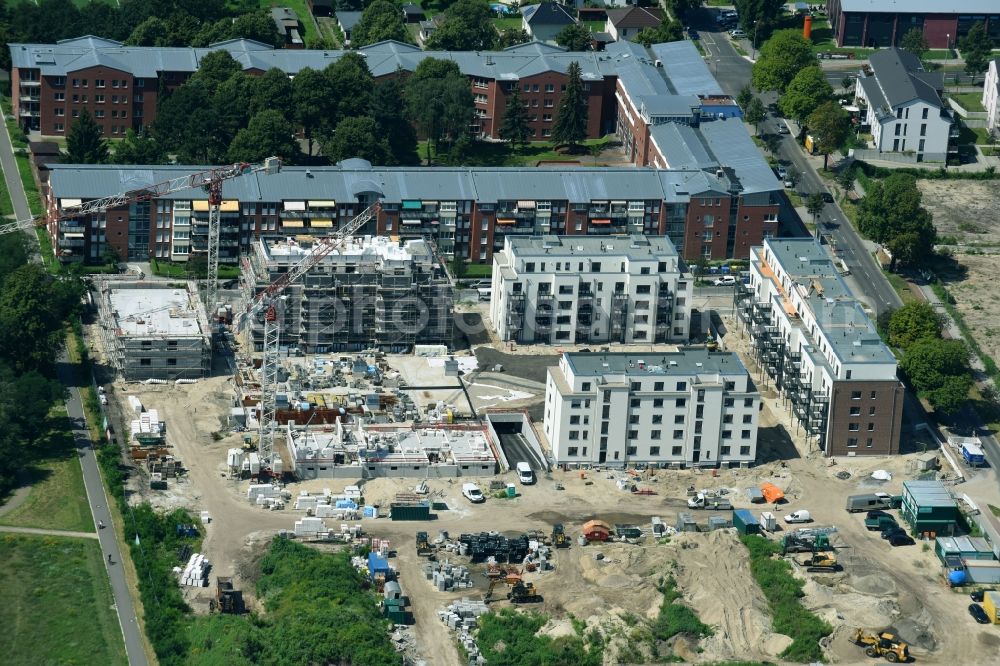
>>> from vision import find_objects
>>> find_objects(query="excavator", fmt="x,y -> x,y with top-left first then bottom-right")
507,581 -> 543,604
797,550 -> 840,572
850,628 -> 911,663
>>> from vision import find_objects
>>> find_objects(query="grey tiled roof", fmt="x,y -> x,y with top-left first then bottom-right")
521,3 -> 577,27
47,162 -> 756,205
867,47 -> 942,109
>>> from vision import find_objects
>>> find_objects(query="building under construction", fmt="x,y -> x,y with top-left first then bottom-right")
242,235 -> 453,354
97,282 -> 212,380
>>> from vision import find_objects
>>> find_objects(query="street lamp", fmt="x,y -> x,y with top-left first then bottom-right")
946,33 -> 950,67
752,20 -> 762,60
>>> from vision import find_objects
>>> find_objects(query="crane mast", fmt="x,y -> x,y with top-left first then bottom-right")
244,202 -> 380,467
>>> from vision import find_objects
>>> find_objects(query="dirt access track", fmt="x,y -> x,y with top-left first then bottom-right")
116,374 -> 996,665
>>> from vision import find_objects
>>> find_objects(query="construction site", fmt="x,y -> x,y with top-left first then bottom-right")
95,281 -> 212,381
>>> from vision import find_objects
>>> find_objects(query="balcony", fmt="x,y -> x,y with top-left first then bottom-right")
19,80 -> 40,87
19,94 -> 39,102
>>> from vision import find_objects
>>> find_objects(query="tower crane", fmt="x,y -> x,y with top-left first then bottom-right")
0,156 -> 282,314
241,202 -> 380,469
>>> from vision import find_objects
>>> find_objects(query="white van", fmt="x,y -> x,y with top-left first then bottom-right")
477,287 -> 492,301
783,509 -> 812,524
516,462 -> 535,485
462,483 -> 485,503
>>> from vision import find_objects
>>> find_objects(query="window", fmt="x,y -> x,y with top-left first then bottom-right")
724,398 -> 734,407
695,405 -> 704,419
601,405 -> 610,418
672,446 -> 682,455
570,415 -> 580,424
676,381 -> 686,391
739,446 -> 750,456
54,123 -> 63,132
851,391 -> 862,400
742,414 -> 752,424
568,430 -> 579,440
631,381 -> 641,391
582,382 -> 591,391
867,422 -> 875,431
72,78 -> 80,87
921,107 -> 928,119
848,423 -> 859,431
54,92 -> 64,101
653,398 -> 664,408
95,79 -> 105,88
630,398 -> 641,408
650,446 -> 660,456
741,429 -> 751,439
850,406 -> 861,416
627,433 -> 638,442
55,107 -> 64,116
676,398 -> 686,407
651,430 -> 661,440
870,391 -> 877,399
140,358 -> 151,366
567,446 -> 578,456
637,285 -> 651,294
166,358 -> 177,366
723,415 -> 733,424
544,83 -> 554,93
651,414 -> 662,424
629,415 -> 639,424
722,430 -> 732,439
847,438 -> 858,448
866,438 -> 874,448
869,406 -> 876,416
674,414 -> 684,424
571,399 -> 581,409
744,398 -> 754,407
95,110 -> 104,118
673,430 -> 684,439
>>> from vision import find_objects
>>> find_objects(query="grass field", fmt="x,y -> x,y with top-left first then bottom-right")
419,136 -> 615,167
0,534 -> 127,666
0,173 -> 14,217
950,93 -> 986,113
0,407 -> 94,533
492,17 -> 522,31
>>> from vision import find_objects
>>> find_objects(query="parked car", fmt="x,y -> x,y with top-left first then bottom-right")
477,287 -> 492,301
462,483 -> 485,503
969,603 -> 990,624
783,509 -> 812,524
515,462 -> 535,485
888,533 -> 915,547
775,166 -> 788,179
729,29 -> 746,38
821,192 -> 834,203
777,125 -> 790,134
464,280 -> 489,289
881,526 -> 907,540
783,178 -> 795,188
712,276 -> 737,286
971,589 -> 990,603
688,29 -> 700,40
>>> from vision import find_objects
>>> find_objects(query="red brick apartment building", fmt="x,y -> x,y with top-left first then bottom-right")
826,0 -> 1000,49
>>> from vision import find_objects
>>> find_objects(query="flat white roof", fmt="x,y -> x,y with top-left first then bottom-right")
264,235 -> 427,263
109,287 -> 204,337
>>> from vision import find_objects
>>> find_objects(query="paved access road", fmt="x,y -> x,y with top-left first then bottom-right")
0,101 -> 149,666
0,525 -> 99,539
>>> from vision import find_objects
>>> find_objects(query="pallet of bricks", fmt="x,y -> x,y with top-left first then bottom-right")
439,599 -> 489,665
176,552 -> 211,587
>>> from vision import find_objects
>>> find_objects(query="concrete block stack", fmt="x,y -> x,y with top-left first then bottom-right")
439,598 -> 489,664
424,560 -> 473,591
179,552 -> 210,587
294,517 -> 329,538
247,484 -> 281,502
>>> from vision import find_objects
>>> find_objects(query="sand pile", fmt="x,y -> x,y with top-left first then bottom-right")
668,530 -> 791,660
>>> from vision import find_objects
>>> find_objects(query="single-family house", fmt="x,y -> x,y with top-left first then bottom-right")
605,7 -> 662,42
522,3 -> 578,44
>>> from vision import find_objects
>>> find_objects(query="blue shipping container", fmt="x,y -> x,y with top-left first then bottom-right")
733,509 -> 760,535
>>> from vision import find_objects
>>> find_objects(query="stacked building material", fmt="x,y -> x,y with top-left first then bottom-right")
179,552 -> 210,587
423,560 -> 473,591
458,532 -> 530,564
131,408 -> 165,446
247,484 -> 281,501
293,517 -> 329,538
439,598 -> 489,664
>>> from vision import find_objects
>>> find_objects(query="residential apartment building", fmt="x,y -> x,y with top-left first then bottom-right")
543,349 -> 760,468
855,48 -> 954,161
985,58 -> 1000,134
242,235 -> 452,353
826,0 -> 1000,49
10,37 -> 737,147
735,238 -> 904,456
490,235 -> 692,345
45,159 -> 781,265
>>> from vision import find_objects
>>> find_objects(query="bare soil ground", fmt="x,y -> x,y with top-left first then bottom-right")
918,180 -> 1000,245
941,252 -> 1000,363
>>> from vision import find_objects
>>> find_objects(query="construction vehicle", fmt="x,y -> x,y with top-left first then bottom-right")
781,531 -> 832,554
0,158 -> 281,316
507,581 -> 543,604
415,531 -> 433,557
551,523 -> 569,548
687,491 -> 732,510
797,551 -> 840,572
850,628 -> 910,663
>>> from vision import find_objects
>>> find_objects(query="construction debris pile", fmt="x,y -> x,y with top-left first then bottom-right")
422,560 -> 474,591
176,552 -> 211,587
439,599 -> 489,665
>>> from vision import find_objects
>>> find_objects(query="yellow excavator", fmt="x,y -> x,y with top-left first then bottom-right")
850,628 -> 911,663
797,550 -> 840,572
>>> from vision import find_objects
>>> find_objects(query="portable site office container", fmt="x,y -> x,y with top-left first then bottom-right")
901,480 -> 960,537
733,509 -> 760,535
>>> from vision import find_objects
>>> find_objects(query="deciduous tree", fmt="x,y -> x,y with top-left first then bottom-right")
327,53 -> 375,127
324,116 -> 389,164
806,101 -> 850,170
351,0 -> 409,47
113,129 -> 167,164
556,23 -> 592,51
960,22 -> 992,82
498,28 -> 530,48
857,172 -> 936,269
745,96 -> 766,135
426,0 -> 496,51
780,66 -> 832,121
371,78 -> 420,166
552,61 -> 587,150
887,302 -> 942,350
752,29 -> 814,92
806,192 -> 825,222
250,67 -> 294,119
736,84 -> 753,111
734,0 -> 785,39
900,28 -> 928,61
293,68 -> 335,156
900,338 -> 972,413
405,58 -> 474,163
226,110 -> 299,164
634,19 -> 684,47
64,110 -> 108,164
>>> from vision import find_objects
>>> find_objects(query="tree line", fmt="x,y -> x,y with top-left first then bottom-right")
0,234 -> 84,493
64,48 -> 595,167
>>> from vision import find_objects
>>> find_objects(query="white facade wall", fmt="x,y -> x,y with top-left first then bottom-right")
985,60 -> 1000,133
490,235 -> 692,345
864,99 -> 950,158
543,351 -> 759,468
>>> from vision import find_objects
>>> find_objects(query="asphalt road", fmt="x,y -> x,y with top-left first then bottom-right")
696,25 -> 901,317
0,102 -> 148,665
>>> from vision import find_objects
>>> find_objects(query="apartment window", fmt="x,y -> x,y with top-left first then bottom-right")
94,110 -> 104,118
72,78 -> 80,87
653,381 -> 664,391
896,107 -> 903,119
723,415 -> 733,424
637,284 -> 651,294
847,438 -> 858,448
742,414 -> 752,424
601,405 -> 610,419
651,414 -> 662,424
54,92 -> 64,101
722,430 -> 732,439
630,381 -> 641,391
139,358 -> 151,366
650,430 -> 661,440
630,398 -> 640,408
921,108 -> 928,119
95,79 -> 105,88
741,429 -> 751,439
724,398 -> 734,407
532,84 -> 539,92
54,123 -> 63,132
676,398 -> 686,407
570,399 -> 581,409
866,438 -> 874,448
869,406 -> 876,416
167,358 -> 177,366
867,422 -> 875,431
851,391 -> 862,400
850,406 -> 861,416
695,405 -> 704,419
567,447 -> 578,456
568,430 -> 579,440
55,107 -> 64,116
744,398 -> 753,407
629,415 -> 639,424
542,114 -> 552,122
674,414 -> 684,424
54,76 -> 65,86
919,139 -> 925,152
544,84 -> 554,92
895,124 -> 901,136
739,446 -> 750,456
627,434 -> 638,443
570,415 -> 580,425
650,446 -> 660,455
95,94 -> 105,103
673,430 -> 683,439
920,123 -> 927,137
653,399 -> 663,408
582,381 -> 591,391
111,110 -> 118,118
136,79 -> 144,88
676,381 -> 686,391
870,391 -> 877,399
848,423 -> 859,431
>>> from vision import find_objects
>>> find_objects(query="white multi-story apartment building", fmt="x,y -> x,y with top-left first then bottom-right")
855,47 -> 953,162
543,349 -> 759,468
984,57 -> 999,134
490,235 -> 692,345
735,238 -> 903,457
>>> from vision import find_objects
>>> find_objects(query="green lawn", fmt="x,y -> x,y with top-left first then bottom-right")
419,136 -> 616,167
492,17 -> 523,31
704,0 -> 735,6
464,263 -> 493,278
15,153 -> 42,217
0,407 -> 94,533
882,270 -> 918,305
950,93 -> 986,112
0,172 -> 14,217
583,21 -> 605,33
0,534 -> 127,666
259,0 -> 320,44
150,258 -> 240,279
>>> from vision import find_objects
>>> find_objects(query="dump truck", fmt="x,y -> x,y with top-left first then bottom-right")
687,492 -> 732,510
846,492 -> 902,513
850,628 -> 910,663
614,524 -> 643,540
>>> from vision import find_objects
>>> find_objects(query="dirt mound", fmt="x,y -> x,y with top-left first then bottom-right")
668,530 -> 790,661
